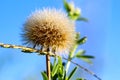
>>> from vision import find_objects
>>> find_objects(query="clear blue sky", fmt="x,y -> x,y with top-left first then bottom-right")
0,0 -> 119,80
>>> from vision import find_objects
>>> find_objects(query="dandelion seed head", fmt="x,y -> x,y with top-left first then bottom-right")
22,8 -> 76,54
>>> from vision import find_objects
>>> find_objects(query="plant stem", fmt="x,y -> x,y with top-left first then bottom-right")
65,44 -> 78,74
65,61 -> 70,73
46,48 -> 51,80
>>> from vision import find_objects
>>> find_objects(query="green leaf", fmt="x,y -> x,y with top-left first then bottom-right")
77,17 -> 88,22
52,57 -> 63,77
68,67 -> 78,80
75,50 -> 86,56
51,58 -> 57,72
52,74 -> 58,80
41,72 -> 48,80
76,57 -> 93,64
63,71 -> 67,80
50,62 -> 53,71
63,0 -> 71,12
69,42 -> 79,59
69,14 -> 79,20
52,63 -> 59,77
76,55 -> 94,64
58,57 -> 62,65
77,37 -> 87,45
81,58 -> 92,64
76,55 -> 94,59
57,57 -> 64,77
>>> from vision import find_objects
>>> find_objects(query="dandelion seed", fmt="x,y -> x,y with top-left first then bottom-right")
22,8 -> 76,54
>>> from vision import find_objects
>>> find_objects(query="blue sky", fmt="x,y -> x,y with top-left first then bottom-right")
0,0 -> 119,80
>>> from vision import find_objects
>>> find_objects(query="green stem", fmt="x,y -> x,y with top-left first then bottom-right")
65,44 -> 78,74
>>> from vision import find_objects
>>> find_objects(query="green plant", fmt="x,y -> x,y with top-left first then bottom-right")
42,57 -> 86,80
0,0 -> 101,80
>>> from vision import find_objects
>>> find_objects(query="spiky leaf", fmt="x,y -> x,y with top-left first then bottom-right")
68,67 -> 78,80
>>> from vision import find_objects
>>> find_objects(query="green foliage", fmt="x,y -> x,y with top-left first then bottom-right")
66,33 -> 94,64
0,0 -> 101,80
75,55 -> 94,64
77,37 -> 87,45
51,57 -> 66,80
63,0 -> 88,21
68,67 -> 77,80
42,57 -> 85,80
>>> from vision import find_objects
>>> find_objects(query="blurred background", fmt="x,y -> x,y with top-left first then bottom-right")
0,0 -> 119,80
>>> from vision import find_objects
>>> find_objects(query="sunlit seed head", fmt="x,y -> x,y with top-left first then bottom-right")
22,8 -> 76,54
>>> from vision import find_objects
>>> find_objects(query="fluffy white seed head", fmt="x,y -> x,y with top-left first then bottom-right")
22,8 -> 76,54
